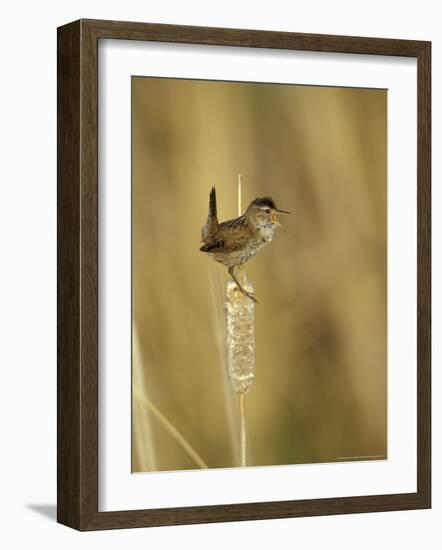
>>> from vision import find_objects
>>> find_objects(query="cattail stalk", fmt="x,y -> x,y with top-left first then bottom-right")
239,393 -> 246,467
225,174 -> 256,467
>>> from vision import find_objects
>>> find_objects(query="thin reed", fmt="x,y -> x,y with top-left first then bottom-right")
224,177 -> 256,467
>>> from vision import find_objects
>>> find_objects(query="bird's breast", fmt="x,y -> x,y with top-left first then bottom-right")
244,226 -> 275,257
256,224 -> 275,244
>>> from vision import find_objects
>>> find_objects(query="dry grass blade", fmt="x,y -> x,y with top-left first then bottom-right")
134,391 -> 208,469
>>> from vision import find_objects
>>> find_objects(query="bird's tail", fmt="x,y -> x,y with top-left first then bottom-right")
209,186 -> 217,218
201,187 -> 218,244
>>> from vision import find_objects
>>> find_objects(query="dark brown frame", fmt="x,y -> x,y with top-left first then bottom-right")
57,18 -> 431,531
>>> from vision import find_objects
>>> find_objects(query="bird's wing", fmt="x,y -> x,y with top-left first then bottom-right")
200,216 -> 252,253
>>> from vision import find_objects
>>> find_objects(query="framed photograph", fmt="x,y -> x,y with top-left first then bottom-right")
57,19 -> 431,530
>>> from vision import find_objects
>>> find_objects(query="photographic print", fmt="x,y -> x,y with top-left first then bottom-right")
131,76 -> 387,473
58,20 -> 431,529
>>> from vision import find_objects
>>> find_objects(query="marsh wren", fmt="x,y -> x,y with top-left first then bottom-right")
200,187 -> 289,303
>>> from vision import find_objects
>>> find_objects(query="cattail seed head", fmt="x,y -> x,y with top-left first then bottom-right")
225,275 -> 256,394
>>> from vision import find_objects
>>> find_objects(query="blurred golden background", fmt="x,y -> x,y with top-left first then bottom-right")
132,77 -> 387,472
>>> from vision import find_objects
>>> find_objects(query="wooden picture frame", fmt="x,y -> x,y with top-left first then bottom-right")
57,18 -> 431,530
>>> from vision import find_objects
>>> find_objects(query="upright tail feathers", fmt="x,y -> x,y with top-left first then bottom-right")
209,186 -> 217,218
201,186 -> 218,245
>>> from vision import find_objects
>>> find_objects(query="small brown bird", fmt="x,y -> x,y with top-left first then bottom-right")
200,187 -> 290,303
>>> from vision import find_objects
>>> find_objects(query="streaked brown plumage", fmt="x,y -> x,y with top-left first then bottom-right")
200,187 -> 289,303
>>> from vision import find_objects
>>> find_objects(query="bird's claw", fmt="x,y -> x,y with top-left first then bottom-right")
232,284 -> 259,304
244,290 -> 259,304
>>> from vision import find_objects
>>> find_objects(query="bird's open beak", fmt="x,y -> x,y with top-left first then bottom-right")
272,208 -> 290,231
271,213 -> 287,231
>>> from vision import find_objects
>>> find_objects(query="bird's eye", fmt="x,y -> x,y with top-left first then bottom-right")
265,208 -> 271,214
